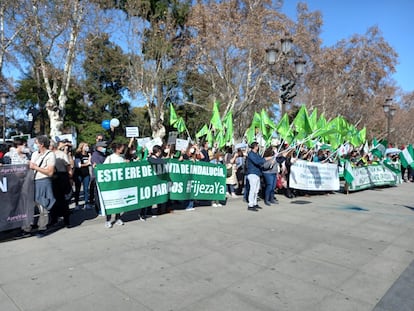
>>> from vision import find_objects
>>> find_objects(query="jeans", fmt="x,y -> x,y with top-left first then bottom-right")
74,175 -> 90,205
263,173 -> 276,203
186,200 -> 194,209
37,205 -> 49,231
247,174 -> 260,207
227,184 -> 235,194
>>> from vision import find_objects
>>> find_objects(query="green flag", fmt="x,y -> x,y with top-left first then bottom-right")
245,126 -> 256,144
196,124 -> 209,138
215,131 -> 226,148
223,110 -> 233,143
170,104 -> 178,126
343,160 -> 355,184
371,138 -> 387,159
317,113 -> 327,130
210,101 -> 222,131
260,109 -> 276,129
174,117 -> 187,133
276,113 -> 291,138
293,105 -> 312,136
358,127 -> 367,145
400,144 -> 414,168
308,107 -> 318,131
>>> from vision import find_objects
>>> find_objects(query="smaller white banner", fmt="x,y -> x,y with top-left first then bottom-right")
289,159 -> 340,191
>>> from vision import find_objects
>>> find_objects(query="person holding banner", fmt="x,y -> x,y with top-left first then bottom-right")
103,142 -> 126,228
181,143 -> 201,210
2,138 -> 30,164
90,140 -> 108,214
210,152 -> 225,207
29,135 -> 56,237
246,142 -> 274,211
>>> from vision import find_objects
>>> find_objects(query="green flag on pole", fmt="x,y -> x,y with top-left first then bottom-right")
343,160 -> 355,184
170,104 -> 178,126
293,105 -> 312,135
210,101 -> 222,131
400,144 -> 414,168
371,138 -> 387,159
196,124 -> 209,138
174,117 -> 187,133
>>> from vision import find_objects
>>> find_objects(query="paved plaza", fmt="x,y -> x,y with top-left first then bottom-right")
1,183 -> 413,311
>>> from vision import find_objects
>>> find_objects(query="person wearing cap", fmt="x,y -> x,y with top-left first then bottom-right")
246,142 -> 274,211
90,140 -> 108,214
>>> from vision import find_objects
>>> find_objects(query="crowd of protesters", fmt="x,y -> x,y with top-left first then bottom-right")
0,133 -> 412,238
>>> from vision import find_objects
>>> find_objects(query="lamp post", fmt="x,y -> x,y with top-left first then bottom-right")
383,97 -> 396,145
266,33 -> 306,117
0,92 -> 8,142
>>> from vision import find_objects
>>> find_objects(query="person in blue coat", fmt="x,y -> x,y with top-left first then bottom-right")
246,142 -> 274,211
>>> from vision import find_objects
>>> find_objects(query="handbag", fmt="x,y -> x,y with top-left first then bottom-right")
33,151 -> 52,179
226,164 -> 233,177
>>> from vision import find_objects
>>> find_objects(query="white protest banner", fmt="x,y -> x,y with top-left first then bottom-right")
347,164 -> 398,191
289,159 -> 340,191
176,138 -> 189,152
125,126 -> 139,138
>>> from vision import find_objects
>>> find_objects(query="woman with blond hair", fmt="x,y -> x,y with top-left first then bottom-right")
73,142 -> 92,210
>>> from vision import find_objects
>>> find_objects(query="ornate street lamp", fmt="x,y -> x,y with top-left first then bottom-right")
266,33 -> 306,117
383,97 -> 396,145
0,92 -> 8,142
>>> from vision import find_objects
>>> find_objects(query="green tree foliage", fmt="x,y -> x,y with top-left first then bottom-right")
83,33 -> 131,126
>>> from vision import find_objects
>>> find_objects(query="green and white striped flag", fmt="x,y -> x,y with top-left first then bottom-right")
400,144 -> 414,168
371,138 -> 387,159
343,160 -> 355,184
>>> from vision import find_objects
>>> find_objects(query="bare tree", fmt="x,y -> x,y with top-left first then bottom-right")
0,2 -> 27,84
16,0 -> 88,138
304,26 -> 398,134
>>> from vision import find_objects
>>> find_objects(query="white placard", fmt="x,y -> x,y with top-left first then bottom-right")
167,131 -> 178,144
137,137 -> 151,147
175,138 -> 189,152
145,137 -> 163,152
126,127 -> 139,138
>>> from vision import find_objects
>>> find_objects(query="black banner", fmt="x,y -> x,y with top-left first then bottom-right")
0,165 -> 35,232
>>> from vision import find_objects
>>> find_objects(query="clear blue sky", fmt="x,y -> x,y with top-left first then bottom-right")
282,0 -> 414,92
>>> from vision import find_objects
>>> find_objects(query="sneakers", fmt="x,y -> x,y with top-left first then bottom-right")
115,219 -> 124,226
217,203 -> 223,207
185,207 -> 195,211
139,216 -> 146,222
247,206 -> 258,212
212,203 -> 218,207
105,221 -> 112,228
74,205 -> 82,211
151,215 -> 157,218
231,193 -> 237,198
